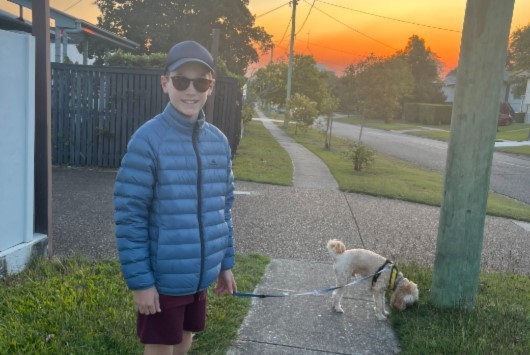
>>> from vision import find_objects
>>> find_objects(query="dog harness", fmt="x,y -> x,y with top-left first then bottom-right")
372,259 -> 400,290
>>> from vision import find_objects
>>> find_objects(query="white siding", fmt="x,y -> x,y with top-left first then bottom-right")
0,30 -> 35,251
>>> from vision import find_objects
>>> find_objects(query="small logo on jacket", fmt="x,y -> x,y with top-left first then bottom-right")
210,159 -> 218,167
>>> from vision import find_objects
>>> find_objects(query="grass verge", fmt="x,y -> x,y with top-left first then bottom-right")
337,116 -> 530,157
0,254 -> 269,355
233,120 -> 293,185
281,125 -> 530,221
392,265 -> 530,354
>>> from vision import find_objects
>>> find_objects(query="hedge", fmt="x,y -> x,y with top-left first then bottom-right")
403,103 -> 453,125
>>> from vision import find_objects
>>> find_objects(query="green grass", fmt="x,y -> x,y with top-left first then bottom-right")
233,120 -> 292,185
281,125 -> 530,222
337,116 -> 530,156
392,265 -> 530,354
497,145 -> 530,156
497,123 -> 530,141
0,254 -> 269,355
335,115 -> 420,131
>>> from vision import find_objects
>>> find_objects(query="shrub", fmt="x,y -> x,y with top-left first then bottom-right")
344,142 -> 376,171
403,103 -> 420,123
403,103 -> 452,125
103,50 -> 166,68
513,112 -> 526,123
241,102 -> 254,124
286,93 -> 319,134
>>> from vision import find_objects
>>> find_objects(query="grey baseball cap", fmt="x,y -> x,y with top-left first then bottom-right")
166,41 -> 215,74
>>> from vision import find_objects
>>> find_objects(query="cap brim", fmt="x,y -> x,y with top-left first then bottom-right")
167,58 -> 214,74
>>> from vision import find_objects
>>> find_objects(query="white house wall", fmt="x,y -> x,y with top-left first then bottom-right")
0,29 -> 47,277
524,78 -> 530,123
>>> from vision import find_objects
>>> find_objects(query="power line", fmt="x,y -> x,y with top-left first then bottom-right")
276,17 -> 292,48
316,0 -> 461,33
63,0 -> 84,12
296,0 -> 316,36
305,41 -> 364,58
305,1 -> 398,51
256,1 -> 291,19
271,40 -> 364,61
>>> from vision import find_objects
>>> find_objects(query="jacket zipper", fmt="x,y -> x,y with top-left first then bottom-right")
192,122 -> 205,292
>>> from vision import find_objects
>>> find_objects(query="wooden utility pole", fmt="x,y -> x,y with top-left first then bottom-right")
284,0 -> 297,126
33,0 -> 53,255
431,0 -> 515,310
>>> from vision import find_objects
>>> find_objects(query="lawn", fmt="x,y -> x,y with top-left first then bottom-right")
392,265 -> 530,354
232,120 -> 293,186
0,254 -> 269,355
336,115 -> 530,157
280,124 -> 530,222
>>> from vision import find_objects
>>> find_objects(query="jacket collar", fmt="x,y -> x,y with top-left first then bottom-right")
161,103 -> 205,133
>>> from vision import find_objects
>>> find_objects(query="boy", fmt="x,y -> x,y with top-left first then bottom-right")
114,41 -> 237,355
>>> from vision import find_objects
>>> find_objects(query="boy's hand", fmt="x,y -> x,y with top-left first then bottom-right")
133,287 -> 161,315
214,270 -> 237,296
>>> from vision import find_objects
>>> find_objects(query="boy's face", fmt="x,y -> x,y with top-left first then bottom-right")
161,62 -> 214,121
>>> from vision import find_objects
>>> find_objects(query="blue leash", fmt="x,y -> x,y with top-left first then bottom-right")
233,265 -> 391,298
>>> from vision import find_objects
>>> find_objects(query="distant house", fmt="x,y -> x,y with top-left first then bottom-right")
442,69 -> 530,123
518,71 -> 530,123
0,1 -> 139,65
441,72 -> 457,103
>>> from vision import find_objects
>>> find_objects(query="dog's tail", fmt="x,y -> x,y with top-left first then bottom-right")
326,239 -> 346,258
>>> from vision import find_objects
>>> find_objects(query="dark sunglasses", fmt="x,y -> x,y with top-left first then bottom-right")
168,75 -> 212,93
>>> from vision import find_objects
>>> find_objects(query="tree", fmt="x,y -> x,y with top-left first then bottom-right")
507,23 -> 530,71
248,62 -> 288,107
249,54 -> 329,110
286,93 -> 319,134
319,93 -> 339,149
345,55 -> 414,122
507,23 -> 530,99
291,55 -> 328,109
93,0 -> 273,76
397,35 -> 446,103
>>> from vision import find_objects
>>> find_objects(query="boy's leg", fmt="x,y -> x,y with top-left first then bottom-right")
141,333 -> 191,355
144,344 -> 174,355
172,331 -> 193,355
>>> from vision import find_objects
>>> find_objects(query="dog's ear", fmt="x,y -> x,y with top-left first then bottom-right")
337,242 -> 346,254
391,292 -> 407,311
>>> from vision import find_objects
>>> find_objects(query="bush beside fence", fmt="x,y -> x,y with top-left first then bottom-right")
403,103 -> 452,125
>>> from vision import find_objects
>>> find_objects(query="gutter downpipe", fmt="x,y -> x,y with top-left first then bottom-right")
62,20 -> 82,63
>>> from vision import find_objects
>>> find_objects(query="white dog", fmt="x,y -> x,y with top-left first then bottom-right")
327,239 -> 419,320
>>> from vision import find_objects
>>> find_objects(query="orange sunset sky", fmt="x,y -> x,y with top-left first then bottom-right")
2,0 -> 529,76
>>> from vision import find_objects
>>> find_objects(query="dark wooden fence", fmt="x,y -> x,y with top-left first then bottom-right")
51,63 -> 242,168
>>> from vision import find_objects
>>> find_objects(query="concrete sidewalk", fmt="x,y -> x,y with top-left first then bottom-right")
227,109 -> 401,354
227,260 -> 399,355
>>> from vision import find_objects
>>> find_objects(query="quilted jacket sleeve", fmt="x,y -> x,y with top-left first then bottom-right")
221,146 -> 236,271
114,128 -> 157,290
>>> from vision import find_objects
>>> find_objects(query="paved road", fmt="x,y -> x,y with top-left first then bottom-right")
328,121 -> 530,205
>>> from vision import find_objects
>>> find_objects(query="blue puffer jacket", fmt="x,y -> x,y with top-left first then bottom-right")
114,103 -> 235,296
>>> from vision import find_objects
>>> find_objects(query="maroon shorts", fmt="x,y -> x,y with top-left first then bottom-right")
136,290 -> 207,345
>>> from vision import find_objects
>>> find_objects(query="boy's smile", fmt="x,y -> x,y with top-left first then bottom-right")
161,62 -> 214,121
